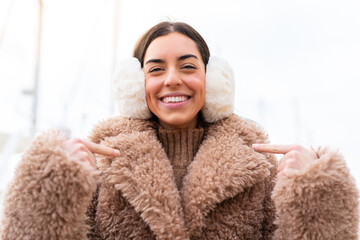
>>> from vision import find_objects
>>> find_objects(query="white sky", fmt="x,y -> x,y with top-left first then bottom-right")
0,0 -> 359,188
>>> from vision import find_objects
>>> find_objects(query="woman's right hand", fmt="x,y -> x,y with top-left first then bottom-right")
62,138 -> 121,170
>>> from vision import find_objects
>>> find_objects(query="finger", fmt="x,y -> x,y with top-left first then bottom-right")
277,167 -> 302,178
252,144 -> 298,154
80,144 -> 97,169
82,141 -> 120,157
277,155 -> 287,172
276,169 -> 287,178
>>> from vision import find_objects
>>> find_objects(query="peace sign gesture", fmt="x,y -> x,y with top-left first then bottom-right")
252,144 -> 318,177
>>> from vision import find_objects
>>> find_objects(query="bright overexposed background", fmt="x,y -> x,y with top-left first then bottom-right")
1,0 -> 359,219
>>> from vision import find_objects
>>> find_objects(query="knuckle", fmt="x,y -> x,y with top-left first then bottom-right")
79,145 -> 87,151
286,151 -> 296,159
292,144 -> 303,152
73,138 -> 82,143
292,150 -> 301,158
285,160 -> 297,169
287,158 -> 297,165
78,152 -> 89,160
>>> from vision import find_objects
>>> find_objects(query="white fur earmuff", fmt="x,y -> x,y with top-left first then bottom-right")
201,56 -> 235,122
112,56 -> 235,122
113,58 -> 152,119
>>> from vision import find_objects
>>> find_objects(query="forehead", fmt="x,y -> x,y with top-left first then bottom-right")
144,32 -> 201,60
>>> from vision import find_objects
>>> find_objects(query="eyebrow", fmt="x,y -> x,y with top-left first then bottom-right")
177,54 -> 198,61
145,54 -> 198,65
145,58 -> 164,65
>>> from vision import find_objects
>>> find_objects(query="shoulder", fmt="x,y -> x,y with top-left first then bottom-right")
207,113 -> 270,145
88,116 -> 156,144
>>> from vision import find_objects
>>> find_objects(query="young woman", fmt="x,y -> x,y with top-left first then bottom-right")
1,21 -> 359,240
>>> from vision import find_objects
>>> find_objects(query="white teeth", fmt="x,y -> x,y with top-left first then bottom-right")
162,96 -> 189,103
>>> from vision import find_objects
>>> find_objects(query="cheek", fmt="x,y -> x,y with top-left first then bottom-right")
185,75 -> 206,97
145,78 -> 161,102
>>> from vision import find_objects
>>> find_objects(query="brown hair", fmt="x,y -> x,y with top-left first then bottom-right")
133,21 -> 210,68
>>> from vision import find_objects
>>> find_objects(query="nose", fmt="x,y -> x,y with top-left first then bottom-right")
164,68 -> 182,87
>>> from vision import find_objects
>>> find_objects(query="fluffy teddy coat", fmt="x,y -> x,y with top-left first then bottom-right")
1,114 -> 359,239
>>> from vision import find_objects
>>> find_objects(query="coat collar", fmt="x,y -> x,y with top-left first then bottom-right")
89,114 -> 273,239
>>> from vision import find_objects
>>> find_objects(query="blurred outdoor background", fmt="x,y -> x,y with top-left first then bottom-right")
0,0 -> 359,216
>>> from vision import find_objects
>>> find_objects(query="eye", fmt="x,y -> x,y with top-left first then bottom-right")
149,67 -> 163,73
182,64 -> 196,70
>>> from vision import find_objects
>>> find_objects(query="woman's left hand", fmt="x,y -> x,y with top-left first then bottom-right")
252,144 -> 318,177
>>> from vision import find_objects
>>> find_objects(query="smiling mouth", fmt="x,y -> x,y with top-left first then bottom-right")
161,96 -> 190,103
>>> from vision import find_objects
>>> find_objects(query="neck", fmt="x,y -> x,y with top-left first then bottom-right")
159,116 -> 198,130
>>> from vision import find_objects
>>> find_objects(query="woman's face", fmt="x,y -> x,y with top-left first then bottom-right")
143,32 -> 206,129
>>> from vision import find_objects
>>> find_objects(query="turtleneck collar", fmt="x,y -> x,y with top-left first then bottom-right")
157,126 -> 204,190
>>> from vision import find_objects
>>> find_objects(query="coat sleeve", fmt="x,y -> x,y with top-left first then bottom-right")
272,147 -> 359,240
0,130 -> 98,240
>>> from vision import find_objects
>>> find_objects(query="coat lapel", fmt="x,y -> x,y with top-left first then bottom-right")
90,117 -> 188,240
181,115 -> 273,237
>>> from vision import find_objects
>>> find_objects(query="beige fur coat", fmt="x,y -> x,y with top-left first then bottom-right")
1,114 -> 359,239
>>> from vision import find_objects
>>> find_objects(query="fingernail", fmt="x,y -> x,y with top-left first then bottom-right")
252,144 -> 259,148
114,149 -> 120,156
